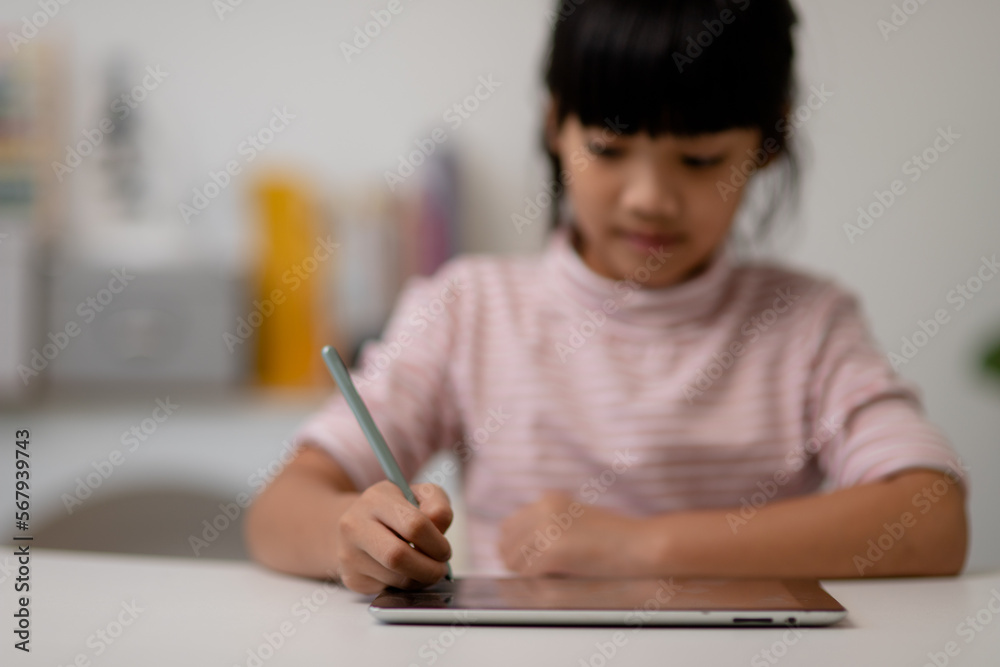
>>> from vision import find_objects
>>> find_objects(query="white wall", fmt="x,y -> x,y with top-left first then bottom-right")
2,0 -> 997,570
782,1 -> 1000,573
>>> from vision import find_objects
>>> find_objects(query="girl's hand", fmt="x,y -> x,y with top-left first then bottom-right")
497,491 -> 648,577
335,481 -> 453,594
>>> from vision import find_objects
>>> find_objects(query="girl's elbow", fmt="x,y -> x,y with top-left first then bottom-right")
916,484 -> 969,577
933,501 -> 968,576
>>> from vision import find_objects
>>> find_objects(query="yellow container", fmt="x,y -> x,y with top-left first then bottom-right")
253,173 -> 336,386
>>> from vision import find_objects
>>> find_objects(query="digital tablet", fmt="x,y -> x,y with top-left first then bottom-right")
369,576 -> 847,627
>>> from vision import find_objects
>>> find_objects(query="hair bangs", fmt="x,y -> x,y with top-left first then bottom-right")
547,0 -> 794,137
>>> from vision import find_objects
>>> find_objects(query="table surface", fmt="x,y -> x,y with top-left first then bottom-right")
4,549 -> 1000,666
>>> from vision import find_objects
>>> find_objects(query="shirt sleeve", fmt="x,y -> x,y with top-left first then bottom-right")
804,288 -> 968,490
292,262 -> 466,490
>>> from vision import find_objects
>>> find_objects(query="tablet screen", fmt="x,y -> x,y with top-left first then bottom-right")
372,576 -> 846,615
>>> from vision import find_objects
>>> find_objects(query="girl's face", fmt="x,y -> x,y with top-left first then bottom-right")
549,113 -> 765,289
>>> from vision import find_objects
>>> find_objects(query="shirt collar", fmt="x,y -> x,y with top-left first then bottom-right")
544,224 -> 736,331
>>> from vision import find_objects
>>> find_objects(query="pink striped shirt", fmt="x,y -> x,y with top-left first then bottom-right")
295,226 -> 966,573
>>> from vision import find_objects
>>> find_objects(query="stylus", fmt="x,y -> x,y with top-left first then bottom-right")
321,345 -> 453,581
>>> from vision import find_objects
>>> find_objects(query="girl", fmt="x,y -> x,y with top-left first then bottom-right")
245,0 -> 968,594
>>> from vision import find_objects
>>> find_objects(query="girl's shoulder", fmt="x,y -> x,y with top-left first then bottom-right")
408,250 -> 547,298
727,258 -> 870,329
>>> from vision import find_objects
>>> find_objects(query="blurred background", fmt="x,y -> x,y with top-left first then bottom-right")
0,0 -> 997,573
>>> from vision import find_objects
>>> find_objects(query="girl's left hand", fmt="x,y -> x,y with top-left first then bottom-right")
497,491 -> 648,576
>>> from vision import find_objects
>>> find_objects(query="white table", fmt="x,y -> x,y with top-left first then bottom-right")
4,549 -> 999,666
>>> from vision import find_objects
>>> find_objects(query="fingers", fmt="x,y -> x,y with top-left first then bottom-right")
338,517 -> 449,591
338,528 -> 446,593
497,492 -> 577,575
367,511 -> 452,575
371,486 -> 452,562
335,481 -> 452,594
338,558 -> 412,596
413,483 -> 454,535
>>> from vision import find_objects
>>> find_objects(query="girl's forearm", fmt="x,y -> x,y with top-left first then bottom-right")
638,469 -> 967,579
244,459 -> 359,580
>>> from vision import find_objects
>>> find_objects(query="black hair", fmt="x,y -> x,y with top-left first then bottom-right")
542,0 -> 800,240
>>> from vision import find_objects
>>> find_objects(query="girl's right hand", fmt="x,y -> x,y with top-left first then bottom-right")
335,480 -> 453,594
